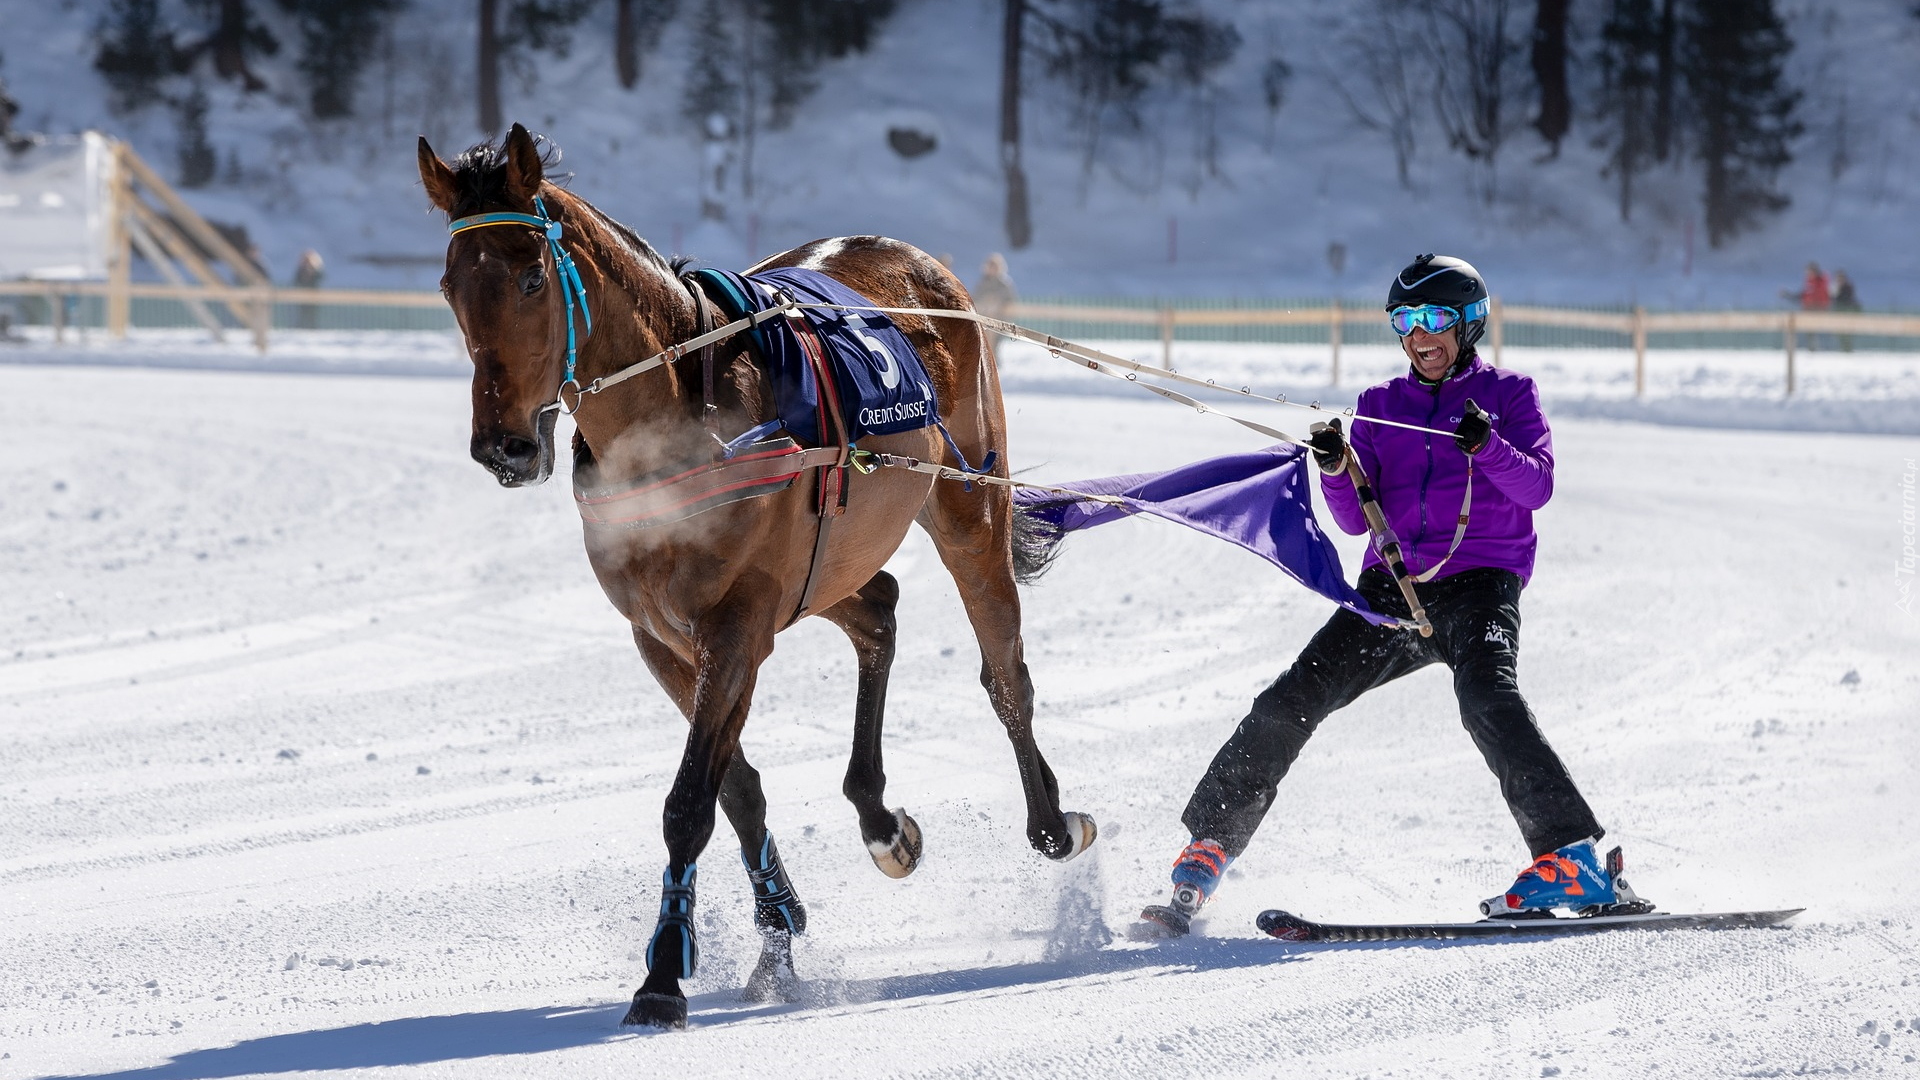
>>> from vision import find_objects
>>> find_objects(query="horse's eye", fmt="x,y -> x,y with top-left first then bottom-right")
521,265 -> 546,295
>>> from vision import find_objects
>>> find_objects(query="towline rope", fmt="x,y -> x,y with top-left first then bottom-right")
556,294 -> 1443,635
558,297 -> 1458,443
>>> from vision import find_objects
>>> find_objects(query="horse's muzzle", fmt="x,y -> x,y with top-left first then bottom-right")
472,410 -> 558,487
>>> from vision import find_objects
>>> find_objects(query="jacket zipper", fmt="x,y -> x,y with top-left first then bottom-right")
1412,381 -> 1445,566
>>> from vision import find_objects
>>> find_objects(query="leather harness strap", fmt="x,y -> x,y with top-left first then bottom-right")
783,300 -> 853,628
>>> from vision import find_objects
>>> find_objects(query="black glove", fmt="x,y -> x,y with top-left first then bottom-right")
1454,399 -> 1492,456
1308,420 -> 1347,476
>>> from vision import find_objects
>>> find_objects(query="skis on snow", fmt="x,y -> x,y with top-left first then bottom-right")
1255,906 -> 1804,943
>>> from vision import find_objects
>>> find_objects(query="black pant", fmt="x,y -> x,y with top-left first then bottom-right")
1182,567 -> 1602,859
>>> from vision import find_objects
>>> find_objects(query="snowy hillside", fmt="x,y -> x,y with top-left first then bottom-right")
3,0 -> 1918,306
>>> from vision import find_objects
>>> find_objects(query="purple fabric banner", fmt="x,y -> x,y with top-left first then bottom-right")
1013,444 -> 1395,627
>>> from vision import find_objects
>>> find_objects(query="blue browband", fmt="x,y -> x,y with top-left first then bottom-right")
447,196 -> 594,388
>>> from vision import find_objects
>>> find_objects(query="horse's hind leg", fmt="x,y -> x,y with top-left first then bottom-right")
918,483 -> 1096,862
718,751 -> 807,1003
819,571 -> 923,878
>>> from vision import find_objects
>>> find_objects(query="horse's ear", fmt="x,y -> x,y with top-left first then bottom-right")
418,137 -> 458,214
503,123 -> 543,203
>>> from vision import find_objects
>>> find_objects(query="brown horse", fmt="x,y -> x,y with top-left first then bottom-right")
418,125 -> 1095,1029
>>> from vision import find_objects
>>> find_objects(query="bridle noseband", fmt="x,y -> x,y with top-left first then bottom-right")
448,195 -> 594,415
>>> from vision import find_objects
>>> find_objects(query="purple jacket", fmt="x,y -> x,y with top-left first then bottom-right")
1321,355 -> 1553,584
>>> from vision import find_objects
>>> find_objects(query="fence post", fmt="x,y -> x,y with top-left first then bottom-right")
1489,295 -> 1503,367
1329,297 -> 1342,387
106,143 -> 132,340
1784,312 -> 1796,396
1159,305 -> 1174,369
52,286 -> 67,343
1632,305 -> 1647,398
252,286 -> 271,354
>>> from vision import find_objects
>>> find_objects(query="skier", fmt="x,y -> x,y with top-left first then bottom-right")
1141,254 -> 1648,937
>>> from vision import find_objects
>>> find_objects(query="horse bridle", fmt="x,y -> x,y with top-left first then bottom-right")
447,195 -> 594,417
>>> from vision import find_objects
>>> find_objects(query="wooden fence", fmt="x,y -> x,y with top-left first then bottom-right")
3,281 -> 1917,398
1008,299 -> 1920,397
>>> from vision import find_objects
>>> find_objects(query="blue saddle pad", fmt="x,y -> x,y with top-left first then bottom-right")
691,266 -> 939,446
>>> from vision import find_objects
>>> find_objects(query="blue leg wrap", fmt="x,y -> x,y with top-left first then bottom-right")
645,864 -> 699,978
744,833 -> 808,936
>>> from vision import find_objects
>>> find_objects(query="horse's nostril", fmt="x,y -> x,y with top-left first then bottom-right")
499,435 -> 539,463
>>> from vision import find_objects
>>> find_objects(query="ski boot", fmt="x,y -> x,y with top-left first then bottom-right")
1480,839 -> 1656,919
1138,838 -> 1231,937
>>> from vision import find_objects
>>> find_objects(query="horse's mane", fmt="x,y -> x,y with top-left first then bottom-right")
444,131 -> 567,218
449,130 -> 676,281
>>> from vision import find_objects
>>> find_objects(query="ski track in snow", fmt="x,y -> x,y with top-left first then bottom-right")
2,362 -> 1917,1079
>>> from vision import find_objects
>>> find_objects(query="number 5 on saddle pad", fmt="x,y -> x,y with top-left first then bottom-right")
691,266 -> 940,446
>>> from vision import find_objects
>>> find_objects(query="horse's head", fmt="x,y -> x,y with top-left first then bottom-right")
419,124 -> 575,487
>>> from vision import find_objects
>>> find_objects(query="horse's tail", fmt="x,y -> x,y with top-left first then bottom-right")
1010,497 -> 1069,585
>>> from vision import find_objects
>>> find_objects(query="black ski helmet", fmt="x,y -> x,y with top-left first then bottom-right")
1387,254 -> 1490,357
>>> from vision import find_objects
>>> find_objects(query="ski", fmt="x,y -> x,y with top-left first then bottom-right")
1256,907 -> 1804,943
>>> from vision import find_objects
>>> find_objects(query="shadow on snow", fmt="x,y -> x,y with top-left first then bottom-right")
31,938 -> 1300,1080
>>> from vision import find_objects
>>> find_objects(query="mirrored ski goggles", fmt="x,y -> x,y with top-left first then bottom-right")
1388,304 -> 1462,337
1388,298 -> 1489,337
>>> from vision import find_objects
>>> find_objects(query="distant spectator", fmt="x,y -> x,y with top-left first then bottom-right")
0,76 -> 35,153
293,249 -> 325,329
934,252 -> 955,272
700,113 -> 734,222
972,253 -> 1016,321
1782,261 -> 1831,351
1787,261 -> 1830,311
1831,269 -> 1861,352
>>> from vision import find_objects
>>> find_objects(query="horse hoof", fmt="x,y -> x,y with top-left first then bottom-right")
742,938 -> 800,1004
1048,811 -> 1097,862
868,808 -> 923,879
621,991 -> 688,1030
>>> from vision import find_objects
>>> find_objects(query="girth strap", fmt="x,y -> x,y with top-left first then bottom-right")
783,299 -> 854,629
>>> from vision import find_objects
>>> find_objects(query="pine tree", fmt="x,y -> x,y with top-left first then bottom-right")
614,0 -> 678,89
1595,0 -> 1660,220
277,0 -> 404,118
183,0 -> 279,93
1650,0 -> 1679,160
1530,0 -> 1570,156
476,0 -> 595,134
1001,0 -> 1030,248
175,84 -> 218,187
1025,0 -> 1239,176
678,0 -> 739,133
94,0 -> 185,114
1683,0 -> 1801,246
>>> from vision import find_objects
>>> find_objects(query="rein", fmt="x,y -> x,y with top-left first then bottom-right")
447,195 -> 594,413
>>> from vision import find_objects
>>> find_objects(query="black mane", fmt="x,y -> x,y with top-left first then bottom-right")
447,130 -> 678,279
445,131 -> 566,218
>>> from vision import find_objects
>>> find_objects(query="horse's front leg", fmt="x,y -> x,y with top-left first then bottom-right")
631,630 -> 806,1006
624,597 -> 780,1030
820,571 -> 923,878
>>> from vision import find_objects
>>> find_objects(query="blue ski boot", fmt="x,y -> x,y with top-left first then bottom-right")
1481,839 -> 1654,918
1139,838 -> 1232,937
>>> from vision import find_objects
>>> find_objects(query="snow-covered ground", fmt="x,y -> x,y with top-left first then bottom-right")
3,353 -> 1918,1079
